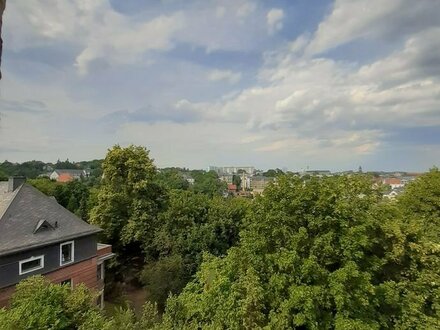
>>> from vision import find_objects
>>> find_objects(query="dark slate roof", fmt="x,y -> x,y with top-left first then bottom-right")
0,183 -> 101,256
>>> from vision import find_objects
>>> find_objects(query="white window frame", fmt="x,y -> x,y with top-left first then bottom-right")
97,261 -> 105,281
60,240 -> 75,266
19,255 -> 44,275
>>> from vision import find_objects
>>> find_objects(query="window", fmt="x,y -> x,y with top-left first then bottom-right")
60,241 -> 74,266
19,255 -> 44,275
97,263 -> 104,281
60,278 -> 72,289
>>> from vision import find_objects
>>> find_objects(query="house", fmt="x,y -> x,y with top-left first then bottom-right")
49,169 -> 90,182
382,177 -> 404,189
0,177 -> 114,308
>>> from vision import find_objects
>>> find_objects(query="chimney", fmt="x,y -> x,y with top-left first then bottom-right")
8,176 -> 26,192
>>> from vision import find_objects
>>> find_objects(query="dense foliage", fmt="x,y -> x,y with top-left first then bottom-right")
155,168 -> 190,191
0,160 -> 47,179
3,147 -> 439,329
141,190 -> 250,308
160,174 -> 440,329
28,178 -> 94,221
398,168 -> 440,242
0,276 -> 106,329
190,170 -> 227,197
0,159 -> 102,180
88,146 -> 248,307
89,145 -> 167,283
0,276 -> 162,330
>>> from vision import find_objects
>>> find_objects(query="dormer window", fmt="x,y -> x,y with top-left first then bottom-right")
60,241 -> 74,266
33,219 -> 55,234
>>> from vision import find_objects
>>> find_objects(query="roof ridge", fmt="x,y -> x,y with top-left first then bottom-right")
0,183 -> 24,221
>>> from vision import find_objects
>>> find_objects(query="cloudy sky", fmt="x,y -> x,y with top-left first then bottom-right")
1,0 -> 439,171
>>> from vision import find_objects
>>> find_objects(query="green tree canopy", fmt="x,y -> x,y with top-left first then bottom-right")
162,174 -> 440,329
0,276 -> 106,330
0,276 -> 162,330
155,168 -> 190,191
263,168 -> 284,177
190,170 -> 227,197
141,190 -> 250,309
0,160 -> 47,179
398,168 -> 440,241
28,178 -> 91,220
89,145 -> 166,280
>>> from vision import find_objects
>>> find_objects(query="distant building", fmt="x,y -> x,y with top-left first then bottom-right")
50,169 -> 90,182
209,166 -> 255,175
0,177 -> 114,308
219,175 -> 234,184
304,170 -> 332,177
240,173 -> 251,191
382,178 -> 404,189
251,176 -> 274,194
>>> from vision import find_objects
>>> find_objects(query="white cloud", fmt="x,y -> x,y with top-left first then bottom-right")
177,22 -> 440,159
266,8 -> 284,35
305,0 -> 440,55
5,0 -> 269,74
358,27 -> 440,84
75,12 -> 184,74
208,69 -> 242,84
2,0 -> 440,171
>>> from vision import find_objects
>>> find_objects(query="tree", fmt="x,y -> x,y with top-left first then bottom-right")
140,255 -> 186,311
190,170 -> 227,197
89,145 -> 166,281
0,160 -> 47,179
0,276 -> 163,330
263,168 -> 284,177
141,190 -> 250,309
398,168 -> 440,242
0,276 -> 106,329
28,178 -> 92,220
232,174 -> 242,190
155,168 -> 189,191
162,174 -> 440,329
54,159 -> 78,169
27,177 -> 59,196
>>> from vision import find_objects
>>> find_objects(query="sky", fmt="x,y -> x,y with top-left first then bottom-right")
0,0 -> 439,172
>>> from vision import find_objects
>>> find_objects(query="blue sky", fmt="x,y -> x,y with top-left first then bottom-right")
0,0 -> 439,171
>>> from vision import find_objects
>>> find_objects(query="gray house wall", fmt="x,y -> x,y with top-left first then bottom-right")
0,235 -> 97,288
